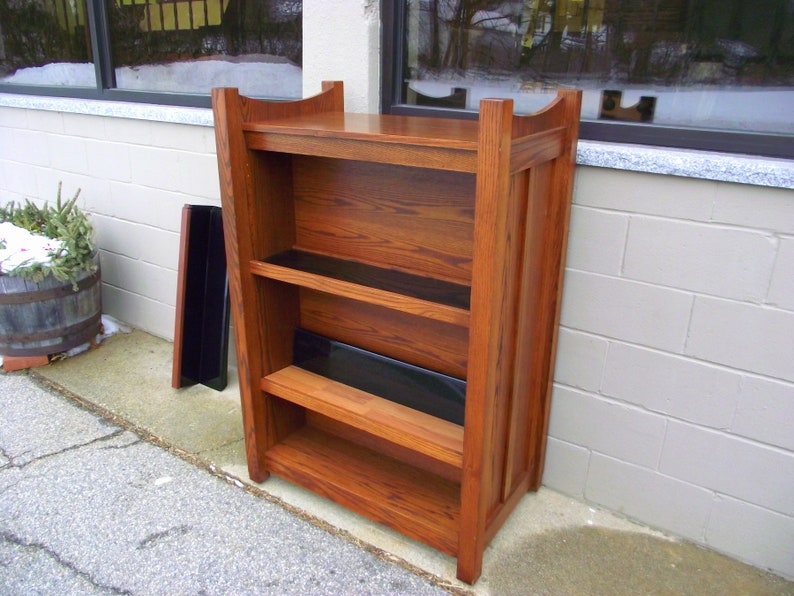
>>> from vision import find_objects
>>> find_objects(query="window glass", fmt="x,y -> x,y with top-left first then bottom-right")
403,0 -> 793,135
0,0 -> 94,87
109,0 -> 302,98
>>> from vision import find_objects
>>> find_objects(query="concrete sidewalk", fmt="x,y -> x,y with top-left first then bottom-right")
4,329 -> 793,595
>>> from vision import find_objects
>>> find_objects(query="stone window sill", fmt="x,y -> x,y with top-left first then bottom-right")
3,93 -> 792,190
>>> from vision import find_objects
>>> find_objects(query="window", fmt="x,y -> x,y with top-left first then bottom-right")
384,0 -> 793,158
0,0 -> 94,87
0,0 -> 302,106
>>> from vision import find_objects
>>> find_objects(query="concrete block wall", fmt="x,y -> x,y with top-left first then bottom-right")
1,104 -> 792,580
0,105 -> 221,339
546,166 -> 794,579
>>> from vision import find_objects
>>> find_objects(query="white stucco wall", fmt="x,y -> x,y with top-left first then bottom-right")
1,0 -> 793,581
302,0 -> 381,113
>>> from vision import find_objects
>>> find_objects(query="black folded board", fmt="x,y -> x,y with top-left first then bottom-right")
172,205 -> 230,391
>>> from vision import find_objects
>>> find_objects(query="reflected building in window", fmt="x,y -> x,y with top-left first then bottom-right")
404,0 -> 793,135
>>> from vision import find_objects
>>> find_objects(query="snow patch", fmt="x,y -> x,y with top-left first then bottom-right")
2,56 -> 303,99
0,222 -> 63,274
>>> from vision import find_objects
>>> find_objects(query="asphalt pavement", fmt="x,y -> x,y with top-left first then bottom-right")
0,371 -> 454,595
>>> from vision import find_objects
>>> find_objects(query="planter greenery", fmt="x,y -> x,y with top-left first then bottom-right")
0,183 -> 97,289
0,184 -> 102,359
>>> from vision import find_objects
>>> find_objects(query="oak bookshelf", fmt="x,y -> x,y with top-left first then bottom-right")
212,81 -> 581,583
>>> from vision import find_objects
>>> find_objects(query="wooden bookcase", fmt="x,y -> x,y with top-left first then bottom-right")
212,82 -> 581,584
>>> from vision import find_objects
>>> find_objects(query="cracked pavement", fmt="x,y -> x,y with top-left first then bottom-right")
0,372 -> 453,595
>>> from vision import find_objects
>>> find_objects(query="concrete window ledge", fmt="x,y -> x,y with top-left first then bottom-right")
2,93 -> 793,190
578,140 -> 794,190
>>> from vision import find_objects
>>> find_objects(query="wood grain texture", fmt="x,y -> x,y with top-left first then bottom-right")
263,250 -> 470,309
307,412 -> 463,482
243,112 -> 479,172
265,426 -> 461,556
457,97 -> 516,584
212,83 -> 345,481
261,365 -> 464,468
525,89 -> 583,490
171,205 -> 191,388
0,254 -> 101,357
293,156 -> 475,285
212,83 -> 582,585
250,254 -> 470,326
298,289 -> 469,379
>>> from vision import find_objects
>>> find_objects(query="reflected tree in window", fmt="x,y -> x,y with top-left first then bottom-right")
0,0 -> 91,78
0,0 -> 302,95
110,0 -> 301,68
412,0 -> 792,86
406,0 -> 793,133
107,0 -> 302,95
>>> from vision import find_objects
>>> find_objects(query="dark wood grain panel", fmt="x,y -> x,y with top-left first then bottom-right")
293,156 -> 475,285
299,289 -> 469,379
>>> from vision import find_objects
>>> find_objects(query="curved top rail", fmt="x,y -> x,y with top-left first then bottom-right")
510,89 -> 582,137
212,80 -> 345,125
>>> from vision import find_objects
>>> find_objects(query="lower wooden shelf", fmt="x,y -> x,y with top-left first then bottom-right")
261,365 -> 464,470
265,425 -> 461,556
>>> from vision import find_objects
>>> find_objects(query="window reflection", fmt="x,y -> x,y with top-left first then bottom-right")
0,0 -> 302,98
0,0 -> 94,86
405,0 -> 794,134
109,0 -> 302,97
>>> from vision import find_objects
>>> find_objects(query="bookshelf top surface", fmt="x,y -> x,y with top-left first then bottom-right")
242,112 -> 480,150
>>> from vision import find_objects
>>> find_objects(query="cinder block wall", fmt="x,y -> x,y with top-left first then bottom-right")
547,167 -> 794,579
1,105 -> 792,580
0,106 -> 221,339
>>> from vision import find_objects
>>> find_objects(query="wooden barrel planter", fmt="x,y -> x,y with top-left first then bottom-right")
0,254 -> 101,357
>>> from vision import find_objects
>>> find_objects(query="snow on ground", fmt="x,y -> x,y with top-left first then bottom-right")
2,55 -> 303,99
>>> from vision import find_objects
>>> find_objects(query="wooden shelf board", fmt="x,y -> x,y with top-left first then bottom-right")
261,365 -> 464,470
242,112 -> 479,149
249,250 -> 470,326
266,425 -> 461,556
242,113 -> 480,172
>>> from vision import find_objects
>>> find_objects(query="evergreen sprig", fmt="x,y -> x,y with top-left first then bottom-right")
0,183 -> 97,288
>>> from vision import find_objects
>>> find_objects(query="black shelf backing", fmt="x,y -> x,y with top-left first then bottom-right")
293,328 -> 466,426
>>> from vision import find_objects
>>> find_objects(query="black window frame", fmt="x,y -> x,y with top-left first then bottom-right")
381,0 -> 793,160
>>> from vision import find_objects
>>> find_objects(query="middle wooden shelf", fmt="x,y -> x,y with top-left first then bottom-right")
249,249 -> 471,326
